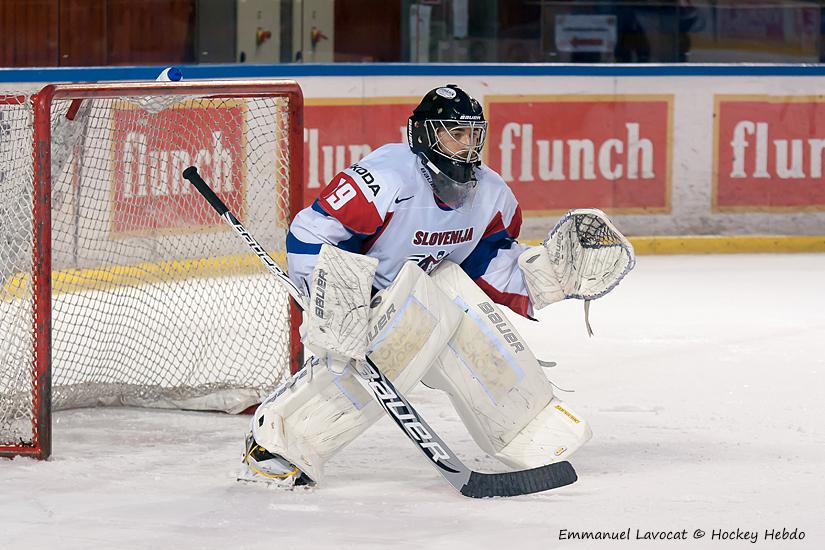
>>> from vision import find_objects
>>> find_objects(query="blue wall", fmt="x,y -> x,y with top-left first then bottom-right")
3,63 -> 825,83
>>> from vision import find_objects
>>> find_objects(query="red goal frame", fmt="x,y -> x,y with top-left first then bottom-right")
0,80 -> 304,460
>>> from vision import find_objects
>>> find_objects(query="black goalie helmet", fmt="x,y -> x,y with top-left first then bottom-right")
407,84 -> 487,208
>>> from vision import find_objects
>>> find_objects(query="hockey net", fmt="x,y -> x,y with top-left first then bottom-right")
0,81 -> 303,459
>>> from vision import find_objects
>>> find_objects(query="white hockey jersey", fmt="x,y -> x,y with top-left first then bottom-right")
287,143 -> 533,316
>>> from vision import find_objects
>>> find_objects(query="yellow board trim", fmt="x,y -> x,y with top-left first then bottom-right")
2,251 -> 287,301
524,236 -> 825,255
5,236 -> 823,302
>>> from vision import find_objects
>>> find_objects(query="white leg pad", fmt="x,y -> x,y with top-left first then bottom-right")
422,262 -> 592,468
251,262 -> 463,483
494,397 -> 592,468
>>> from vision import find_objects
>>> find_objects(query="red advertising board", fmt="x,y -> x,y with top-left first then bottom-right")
303,98 -> 418,206
484,95 -> 672,214
301,95 -> 671,214
714,96 -> 825,211
111,101 -> 245,234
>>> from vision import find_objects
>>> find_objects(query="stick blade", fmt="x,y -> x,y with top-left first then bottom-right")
459,461 -> 577,498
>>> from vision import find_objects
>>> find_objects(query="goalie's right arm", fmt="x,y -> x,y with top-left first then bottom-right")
287,167 -> 393,295
286,207 -> 357,296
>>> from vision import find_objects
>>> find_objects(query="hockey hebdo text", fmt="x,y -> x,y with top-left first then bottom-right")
557,527 -> 806,544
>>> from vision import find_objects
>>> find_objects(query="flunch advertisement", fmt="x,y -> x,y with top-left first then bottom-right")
483,95 -> 672,215
302,95 -> 672,215
714,95 -> 825,211
111,102 -> 245,234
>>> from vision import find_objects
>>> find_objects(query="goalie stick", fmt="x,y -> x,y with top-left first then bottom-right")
182,166 -> 578,498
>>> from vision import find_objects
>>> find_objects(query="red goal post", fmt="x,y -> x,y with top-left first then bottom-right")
0,80 -> 304,460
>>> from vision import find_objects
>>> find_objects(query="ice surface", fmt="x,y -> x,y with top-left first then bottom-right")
1,254 -> 823,549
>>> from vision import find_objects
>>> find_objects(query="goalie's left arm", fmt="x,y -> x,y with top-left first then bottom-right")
461,192 -> 635,327
460,192 -> 533,318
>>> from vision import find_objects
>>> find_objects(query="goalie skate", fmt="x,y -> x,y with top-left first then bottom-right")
238,433 -> 315,489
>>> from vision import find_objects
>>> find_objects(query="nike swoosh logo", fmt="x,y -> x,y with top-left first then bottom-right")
394,195 -> 414,204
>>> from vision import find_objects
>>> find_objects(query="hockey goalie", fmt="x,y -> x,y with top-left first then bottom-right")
241,85 -> 635,487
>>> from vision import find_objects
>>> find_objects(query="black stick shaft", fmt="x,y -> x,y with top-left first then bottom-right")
182,166 -> 306,306
182,166 -> 228,216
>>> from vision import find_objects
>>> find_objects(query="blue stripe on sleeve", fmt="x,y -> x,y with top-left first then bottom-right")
286,231 -> 323,255
311,200 -> 330,217
460,230 -> 514,279
337,233 -> 366,253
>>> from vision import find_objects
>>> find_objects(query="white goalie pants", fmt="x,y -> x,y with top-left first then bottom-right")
250,262 -> 592,483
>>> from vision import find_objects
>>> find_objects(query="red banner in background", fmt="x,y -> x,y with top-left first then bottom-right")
714,96 -> 825,211
303,99 -> 417,206
484,95 -> 672,214
302,95 -> 671,214
111,104 -> 244,234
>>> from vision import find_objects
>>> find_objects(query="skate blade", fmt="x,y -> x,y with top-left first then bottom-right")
235,466 -> 314,491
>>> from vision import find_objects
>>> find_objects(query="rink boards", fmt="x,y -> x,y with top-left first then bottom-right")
2,65 -> 825,242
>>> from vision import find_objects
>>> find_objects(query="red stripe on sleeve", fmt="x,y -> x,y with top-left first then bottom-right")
318,173 -> 383,235
506,206 -> 523,239
482,211 -> 505,239
475,277 -> 531,318
361,211 -> 394,253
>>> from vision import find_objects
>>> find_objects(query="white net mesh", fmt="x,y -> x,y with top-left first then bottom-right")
1,84 -> 300,454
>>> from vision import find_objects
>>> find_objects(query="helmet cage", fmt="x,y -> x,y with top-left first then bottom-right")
425,120 -> 487,164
